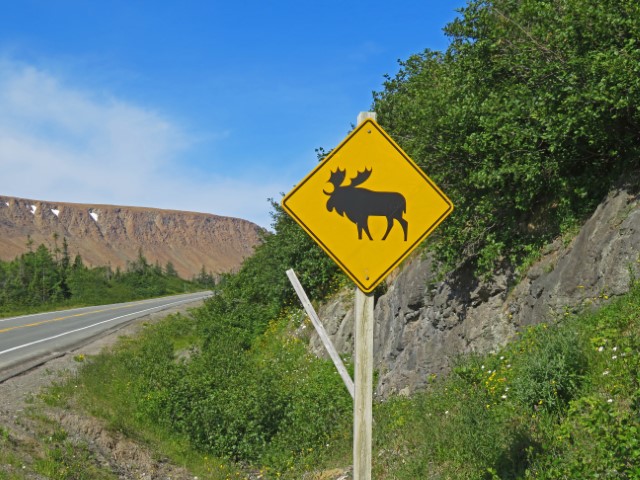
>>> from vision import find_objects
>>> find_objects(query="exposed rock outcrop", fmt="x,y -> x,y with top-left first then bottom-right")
0,195 -> 263,279
309,189 -> 640,398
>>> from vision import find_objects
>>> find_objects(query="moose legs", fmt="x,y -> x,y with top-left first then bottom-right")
356,216 -> 408,241
381,216 -> 408,241
357,223 -> 374,240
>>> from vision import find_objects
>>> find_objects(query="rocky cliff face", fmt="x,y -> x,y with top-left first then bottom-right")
309,188 -> 640,398
0,195 -> 263,279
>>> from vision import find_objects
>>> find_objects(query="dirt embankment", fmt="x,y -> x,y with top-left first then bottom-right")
0,300 -> 204,480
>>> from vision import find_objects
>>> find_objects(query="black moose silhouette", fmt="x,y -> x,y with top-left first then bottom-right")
324,168 -> 408,241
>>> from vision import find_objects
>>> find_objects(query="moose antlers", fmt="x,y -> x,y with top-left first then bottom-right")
326,168 -> 372,189
349,168 -> 372,187
327,168 -> 347,188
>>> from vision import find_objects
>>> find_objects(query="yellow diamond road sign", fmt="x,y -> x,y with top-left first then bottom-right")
282,118 -> 453,293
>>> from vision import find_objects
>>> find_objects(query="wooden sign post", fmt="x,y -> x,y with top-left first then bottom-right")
282,111 -> 453,479
354,285 -> 374,479
352,111 -> 376,480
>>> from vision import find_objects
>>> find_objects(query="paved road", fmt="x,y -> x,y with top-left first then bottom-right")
0,292 -> 211,376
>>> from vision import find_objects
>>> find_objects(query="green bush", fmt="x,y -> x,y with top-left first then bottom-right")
510,324 -> 587,415
370,284 -> 640,479
374,0 -> 640,272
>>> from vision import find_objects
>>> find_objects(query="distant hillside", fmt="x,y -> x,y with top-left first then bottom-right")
0,195 -> 263,279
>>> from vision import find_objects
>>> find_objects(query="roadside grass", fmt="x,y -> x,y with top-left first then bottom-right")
43,311 -> 353,479
41,283 -> 640,478
30,419 -> 116,480
0,411 -> 116,480
370,282 -> 640,479
0,425 -> 28,480
41,313 -> 239,479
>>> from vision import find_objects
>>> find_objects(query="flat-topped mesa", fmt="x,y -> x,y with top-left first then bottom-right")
0,196 -> 264,279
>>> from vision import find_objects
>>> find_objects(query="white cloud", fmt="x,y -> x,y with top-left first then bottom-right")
0,59 -> 282,228
347,41 -> 385,63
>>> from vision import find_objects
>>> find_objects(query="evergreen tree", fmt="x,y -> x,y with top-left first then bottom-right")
73,254 -> 85,270
0,242 -> 196,313
61,237 -> 70,271
165,261 -> 178,277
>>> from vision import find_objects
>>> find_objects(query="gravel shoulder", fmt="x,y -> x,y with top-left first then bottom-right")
0,299 -> 206,480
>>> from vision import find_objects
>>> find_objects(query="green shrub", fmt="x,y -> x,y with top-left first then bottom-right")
510,324 -> 587,415
374,0 -> 640,272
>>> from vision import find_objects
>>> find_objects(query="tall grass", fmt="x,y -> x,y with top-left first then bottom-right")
48,282 -> 640,478
372,283 -> 640,479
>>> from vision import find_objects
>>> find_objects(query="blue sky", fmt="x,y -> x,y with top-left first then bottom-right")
0,1 -> 465,228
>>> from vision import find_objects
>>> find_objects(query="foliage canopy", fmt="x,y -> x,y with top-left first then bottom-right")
374,0 -> 640,271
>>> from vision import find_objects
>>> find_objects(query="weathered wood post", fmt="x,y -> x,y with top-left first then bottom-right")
286,268 -> 354,399
353,111 -> 376,480
354,286 -> 374,479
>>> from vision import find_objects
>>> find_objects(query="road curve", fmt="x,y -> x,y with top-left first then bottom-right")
0,292 -> 211,377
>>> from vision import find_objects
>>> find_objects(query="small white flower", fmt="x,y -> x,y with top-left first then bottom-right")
507,364 -> 512,368
501,394 -> 507,399
607,398 -> 613,403
612,355 -> 618,360
612,346 -> 618,352
598,346 -> 604,352
481,365 -> 485,370
603,370 -> 610,375
445,410 -> 449,415
488,370 -> 492,374
500,356 -> 505,360
505,387 -> 510,392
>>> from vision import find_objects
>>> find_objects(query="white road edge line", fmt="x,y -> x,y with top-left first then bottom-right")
0,296 -> 204,357
0,293 -> 207,324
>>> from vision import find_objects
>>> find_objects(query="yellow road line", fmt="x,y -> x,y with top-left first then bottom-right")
0,300 -> 150,335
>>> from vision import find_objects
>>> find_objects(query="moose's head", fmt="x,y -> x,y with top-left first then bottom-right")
323,169 -> 346,195
324,168 -> 346,214
324,168 -> 372,215
323,168 -> 372,193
